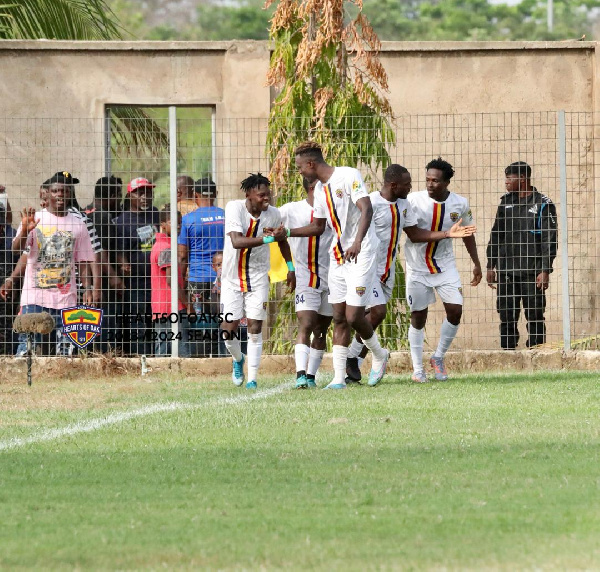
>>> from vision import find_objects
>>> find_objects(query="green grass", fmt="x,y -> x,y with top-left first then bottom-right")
1,371 -> 599,569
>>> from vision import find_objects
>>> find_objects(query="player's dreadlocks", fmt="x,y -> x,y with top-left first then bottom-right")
426,157 -> 455,181
240,172 -> 271,193
384,164 -> 409,183
294,141 -> 325,163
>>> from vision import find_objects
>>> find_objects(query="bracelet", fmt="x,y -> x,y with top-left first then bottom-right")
5,277 -> 13,284
286,261 -> 295,272
263,236 -> 275,244
286,227 -> 291,237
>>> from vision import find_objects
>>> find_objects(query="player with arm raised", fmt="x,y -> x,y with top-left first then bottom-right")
290,141 -> 389,389
345,164 -> 476,383
405,158 -> 482,383
279,177 -> 334,389
220,173 -> 295,390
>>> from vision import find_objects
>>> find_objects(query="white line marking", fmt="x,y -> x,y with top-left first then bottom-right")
0,382 -> 291,452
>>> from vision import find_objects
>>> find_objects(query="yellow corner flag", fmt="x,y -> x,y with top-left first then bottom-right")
268,242 -> 292,283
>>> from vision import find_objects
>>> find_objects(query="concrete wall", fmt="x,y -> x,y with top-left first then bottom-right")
0,40 -> 598,350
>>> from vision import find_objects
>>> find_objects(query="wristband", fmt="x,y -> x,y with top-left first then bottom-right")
443,231 -> 449,239
286,261 -> 295,272
286,227 -> 291,237
263,236 -> 275,244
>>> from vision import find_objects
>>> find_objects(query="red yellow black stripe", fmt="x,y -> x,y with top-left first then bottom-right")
381,204 -> 400,284
425,203 -> 445,274
238,219 -> 259,291
323,183 -> 344,265
307,210 -> 320,288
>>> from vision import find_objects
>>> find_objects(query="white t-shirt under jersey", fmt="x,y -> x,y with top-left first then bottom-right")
370,191 -> 418,285
279,199 -> 333,291
405,190 -> 474,275
313,166 -> 378,266
222,200 -> 282,292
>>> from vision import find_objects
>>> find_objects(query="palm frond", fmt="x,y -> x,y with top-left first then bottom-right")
0,0 -> 122,40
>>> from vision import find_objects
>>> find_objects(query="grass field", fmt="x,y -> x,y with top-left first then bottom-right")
1,370 -> 599,570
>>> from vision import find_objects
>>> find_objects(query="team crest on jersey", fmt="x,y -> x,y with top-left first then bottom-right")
355,286 -> 366,297
403,208 -> 407,217
352,180 -> 362,192
263,302 -> 267,310
450,212 -> 460,223
335,188 -> 343,198
466,209 -> 472,218
458,287 -> 463,295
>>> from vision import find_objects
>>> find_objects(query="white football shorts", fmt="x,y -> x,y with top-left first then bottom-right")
406,267 -> 463,311
295,286 -> 333,317
367,279 -> 393,308
220,284 -> 269,321
328,250 -> 377,307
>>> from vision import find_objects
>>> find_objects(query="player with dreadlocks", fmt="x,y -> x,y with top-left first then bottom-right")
220,173 -> 295,389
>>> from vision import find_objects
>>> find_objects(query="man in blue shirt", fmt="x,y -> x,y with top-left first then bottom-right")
178,178 -> 225,356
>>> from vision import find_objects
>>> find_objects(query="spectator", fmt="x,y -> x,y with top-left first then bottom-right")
177,177 -> 224,318
150,205 -> 190,357
7,171 -> 95,356
113,177 -> 160,356
177,175 -> 197,216
486,161 -> 558,349
85,175 -> 126,351
0,205 -> 17,353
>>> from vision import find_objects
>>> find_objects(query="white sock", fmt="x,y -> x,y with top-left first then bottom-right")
332,345 -> 348,385
224,337 -> 242,362
362,331 -> 386,369
307,348 -> 325,377
408,325 -> 425,374
294,343 -> 310,374
247,332 -> 263,382
347,337 -> 365,359
434,319 -> 459,358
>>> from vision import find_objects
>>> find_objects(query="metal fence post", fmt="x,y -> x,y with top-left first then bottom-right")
558,110 -> 571,349
169,106 -> 180,358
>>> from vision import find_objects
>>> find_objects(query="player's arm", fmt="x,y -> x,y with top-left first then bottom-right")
277,239 -> 296,291
404,219 -> 476,243
463,235 -> 482,286
229,231 -> 273,249
486,204 -> 503,288
288,217 -> 326,238
344,196 -> 373,262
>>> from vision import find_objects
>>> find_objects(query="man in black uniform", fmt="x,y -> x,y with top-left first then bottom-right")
486,162 -> 557,349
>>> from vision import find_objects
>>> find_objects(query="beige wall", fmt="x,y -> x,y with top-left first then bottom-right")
0,40 -> 598,349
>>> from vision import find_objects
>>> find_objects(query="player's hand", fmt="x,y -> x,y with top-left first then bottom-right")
344,241 -> 361,263
536,271 -> 550,291
262,227 -> 275,236
486,269 -> 497,289
120,262 -> 131,275
471,265 -> 483,286
448,219 -> 477,238
286,271 -> 296,292
272,224 -> 288,242
20,207 -> 39,234
82,289 -> 94,306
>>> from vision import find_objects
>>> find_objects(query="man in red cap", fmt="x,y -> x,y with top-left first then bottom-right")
113,177 -> 160,355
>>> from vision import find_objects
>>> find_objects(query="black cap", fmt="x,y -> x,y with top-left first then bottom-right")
505,161 -> 531,178
194,177 -> 217,197
94,175 -> 123,198
44,171 -> 80,185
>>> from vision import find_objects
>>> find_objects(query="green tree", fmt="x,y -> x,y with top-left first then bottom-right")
265,0 -> 408,354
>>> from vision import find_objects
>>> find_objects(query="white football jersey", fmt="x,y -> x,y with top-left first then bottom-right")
279,199 -> 332,291
222,200 -> 282,292
313,166 -> 378,265
370,191 -> 418,285
405,190 -> 474,275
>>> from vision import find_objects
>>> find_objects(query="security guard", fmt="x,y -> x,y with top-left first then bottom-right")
486,162 -> 557,349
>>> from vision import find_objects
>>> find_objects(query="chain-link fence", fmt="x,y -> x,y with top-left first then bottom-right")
0,110 -> 597,357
